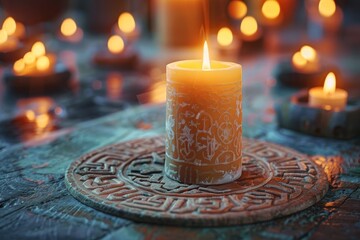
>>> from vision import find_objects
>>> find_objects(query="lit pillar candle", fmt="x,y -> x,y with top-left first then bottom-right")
309,72 -> 348,109
165,41 -> 242,185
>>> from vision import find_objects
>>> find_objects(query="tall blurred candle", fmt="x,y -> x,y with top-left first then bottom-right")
165,41 -> 242,185
155,0 -> 203,47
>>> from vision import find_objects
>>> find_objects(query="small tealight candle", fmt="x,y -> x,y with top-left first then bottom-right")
309,72 -> 348,109
59,18 -> 83,43
93,34 -> 138,69
261,0 -> 282,26
165,41 -> 242,185
292,45 -> 320,73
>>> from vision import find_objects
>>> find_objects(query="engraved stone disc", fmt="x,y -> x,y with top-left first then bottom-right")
65,136 -> 328,226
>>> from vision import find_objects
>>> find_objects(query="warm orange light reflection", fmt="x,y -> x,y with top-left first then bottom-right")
149,81 -> 167,103
35,114 -> 50,129
31,42 -> 46,57
118,12 -> 136,34
23,52 -> 36,65
319,0 -> 336,18
25,110 -> 35,121
2,17 -> 16,35
202,41 -> 211,70
292,51 -> 307,68
217,27 -> 233,47
36,56 -> 50,71
323,72 -> 336,94
240,16 -> 258,36
0,29 -> 8,44
106,73 -> 123,101
300,45 -> 317,61
262,0 -> 281,19
228,0 -> 247,19
107,35 -> 125,54
61,18 -> 77,37
13,59 -> 25,73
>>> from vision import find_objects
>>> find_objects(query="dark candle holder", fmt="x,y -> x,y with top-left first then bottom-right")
273,60 -> 335,88
3,63 -> 72,96
276,91 -> 360,139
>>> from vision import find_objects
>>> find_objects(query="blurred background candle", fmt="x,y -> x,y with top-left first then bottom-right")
93,34 -> 139,69
309,72 -> 348,109
165,41 -> 242,185
292,45 -> 320,73
214,27 -> 239,60
59,18 -> 83,43
13,41 -> 54,76
240,16 -> 262,42
114,12 -> 140,41
2,17 -> 25,39
155,0 -> 203,47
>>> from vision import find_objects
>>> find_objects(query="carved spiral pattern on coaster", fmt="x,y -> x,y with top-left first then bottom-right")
65,136 -> 328,226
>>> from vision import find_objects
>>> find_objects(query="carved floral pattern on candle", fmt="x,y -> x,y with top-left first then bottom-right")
165,81 -> 242,184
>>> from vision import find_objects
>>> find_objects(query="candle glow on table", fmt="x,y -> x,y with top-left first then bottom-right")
309,72 -> 348,109
165,41 -> 242,185
292,45 -> 320,73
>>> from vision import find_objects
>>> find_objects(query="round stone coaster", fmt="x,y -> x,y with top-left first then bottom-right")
65,136 -> 328,227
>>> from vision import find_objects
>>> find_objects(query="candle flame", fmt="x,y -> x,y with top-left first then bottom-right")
31,42 -> 46,57
319,0 -> 336,18
61,18 -> 77,37
228,0 -> 247,19
240,16 -> 258,36
262,0 -> 280,20
292,51 -> 307,68
323,72 -> 336,95
202,41 -> 211,70
217,27 -> 233,47
24,52 -> 36,65
107,35 -> 125,54
13,59 -> 25,73
0,29 -> 8,44
36,55 -> 50,71
2,17 -> 16,35
118,12 -> 136,34
300,45 -> 317,62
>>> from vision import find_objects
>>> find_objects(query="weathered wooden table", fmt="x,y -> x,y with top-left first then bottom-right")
0,35 -> 359,239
